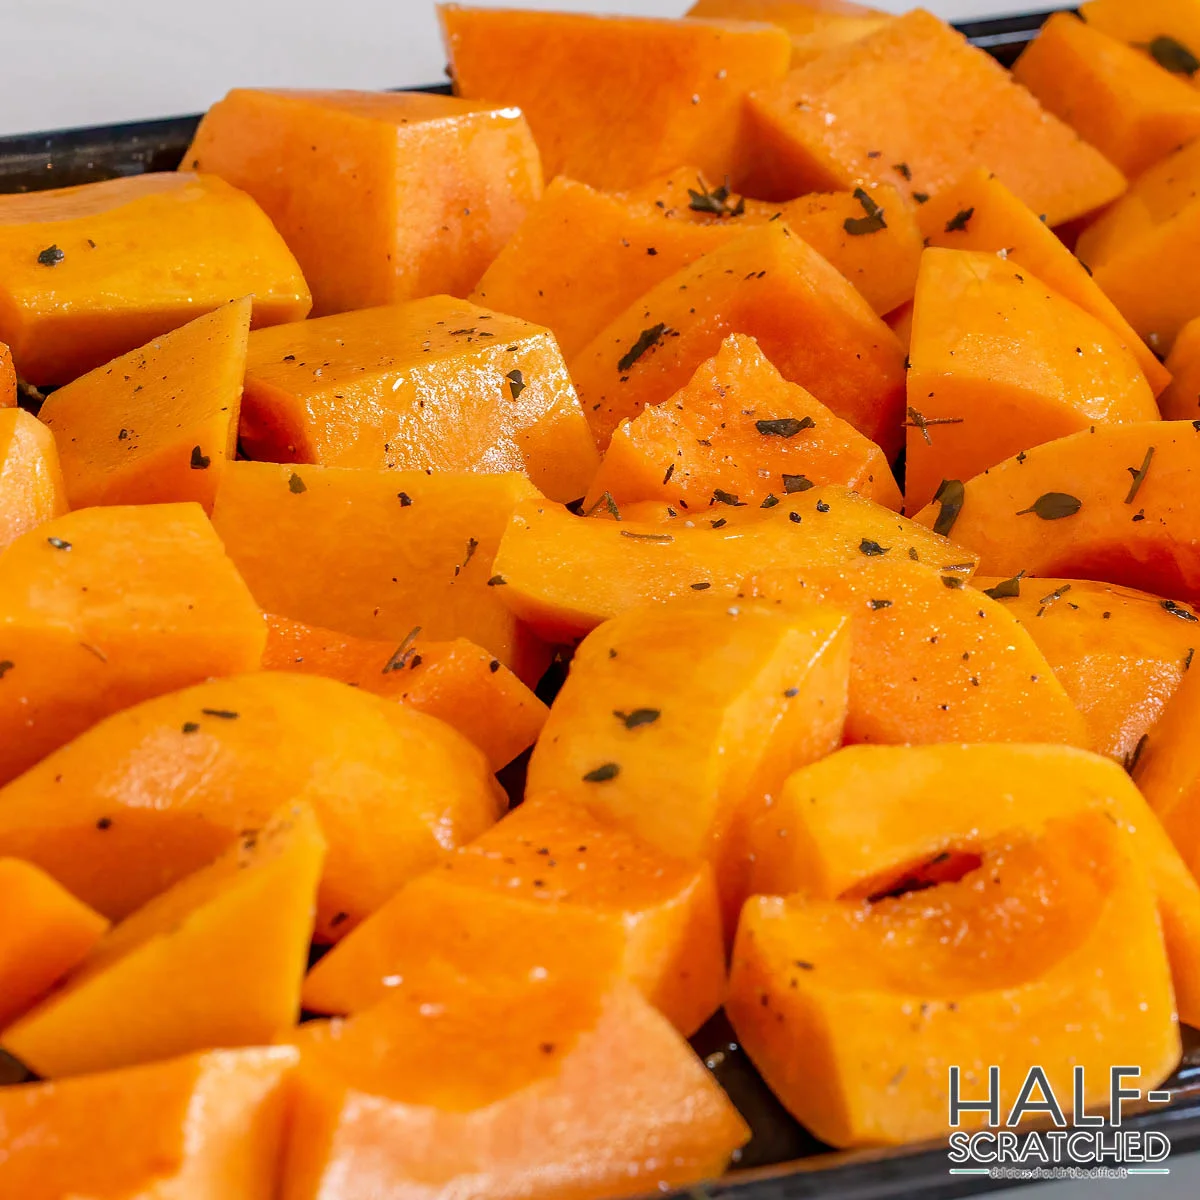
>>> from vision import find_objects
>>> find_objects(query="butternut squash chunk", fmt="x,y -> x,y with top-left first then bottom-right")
1079,0 -> 1200,69
302,799 -> 724,1033
1077,140 -> 1200,354
586,335 -> 901,512
977,576 -> 1198,763
746,558 -> 1090,748
0,341 -> 14,407
912,422 -> 1200,600
904,249 -> 1158,511
747,743 -> 1200,1028
240,297 -> 597,504
40,297 -> 250,513
0,858 -> 108,1030
737,9 -> 1126,224
0,672 -> 504,942
0,174 -> 309,385
1013,13 -> 1200,180
0,502 -> 266,785
570,222 -> 907,455
285,971 -> 749,1200
728,811 -> 1179,1147
185,89 -> 542,318
439,6 -> 791,190
1,804 -> 324,1078
210,461 -> 549,685
526,599 -> 849,925
262,615 -> 546,771
685,0 -> 891,66
493,487 -> 967,643
0,1046 -> 297,1200
0,408 -> 67,552
1162,315 -> 1200,419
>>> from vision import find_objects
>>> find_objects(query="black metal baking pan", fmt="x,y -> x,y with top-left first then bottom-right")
3,6 -> 1195,1198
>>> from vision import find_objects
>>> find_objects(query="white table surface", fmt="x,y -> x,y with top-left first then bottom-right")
0,0 -> 1193,1194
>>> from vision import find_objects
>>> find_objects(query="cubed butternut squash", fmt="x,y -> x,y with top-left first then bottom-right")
0,173 -> 309,385
0,341 -> 14,407
586,335 -> 901,512
302,798 -> 725,1034
526,599 -> 849,924
440,6 -> 791,190
1,804 -> 325,1078
920,168 -> 1168,395
904,248 -> 1159,512
1079,0 -> 1200,72
210,461 -> 550,685
0,502 -> 266,785
262,615 -> 546,771
0,1047 -> 297,1200
570,221 -> 907,456
185,89 -> 542,318
239,297 -> 598,504
0,407 -> 67,552
0,858 -> 108,1030
912,422 -> 1200,601
1013,13 -> 1200,180
285,971 -> 748,1200
492,486 -> 969,643
0,672 -> 504,942
1162,315 -> 1200,419
39,297 -> 250,512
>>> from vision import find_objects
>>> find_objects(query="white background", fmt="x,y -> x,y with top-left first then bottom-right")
0,0 -> 1073,136
1,1 -> 1196,1194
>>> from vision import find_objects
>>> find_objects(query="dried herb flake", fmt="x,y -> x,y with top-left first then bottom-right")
583,762 -> 620,783
782,473 -> 815,493
712,488 -> 745,506
189,445 -> 210,470
505,369 -> 525,400
1144,35 -> 1200,76
982,570 -> 1025,600
614,708 -> 660,729
843,187 -> 887,235
944,207 -> 974,233
756,416 -> 814,438
1162,599 -> 1199,622
931,478 -> 965,537
687,177 -> 745,218
37,244 -> 65,266
288,472 -> 307,494
617,323 -> 667,373
1016,492 -> 1081,520
859,538 -> 889,556
1125,446 -> 1155,505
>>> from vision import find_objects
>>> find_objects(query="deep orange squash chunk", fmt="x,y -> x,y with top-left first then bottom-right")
285,970 -> 749,1200
0,408 -> 67,552
211,461 -> 549,685
526,599 -> 849,925
239,297 -> 597,504
912,422 -> 1200,601
0,502 -> 266,785
263,615 -> 546,771
1078,0 -> 1200,69
1162,316 -> 1200,420
686,0 -> 891,66
0,1046 -> 297,1200
39,297 -> 250,512
0,672 -> 504,942
920,169 -> 1168,396
977,576 -> 1198,763
904,249 -> 1158,512
1013,13 -> 1200,181
0,341 -> 14,406
0,858 -> 108,1030
586,335 -> 901,512
737,9 -> 1126,223
746,557 -> 1089,749
0,173 -> 309,386
728,811 -> 1179,1148
185,89 -> 542,318
492,486 -> 965,643
570,222 -> 907,455
1078,140 -> 1200,355
440,6 -> 790,190
302,799 -> 724,1034
746,743 -> 1200,1029
1,804 -> 324,1079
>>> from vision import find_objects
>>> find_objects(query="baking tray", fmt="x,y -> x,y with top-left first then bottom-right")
4,6 -> 1197,1197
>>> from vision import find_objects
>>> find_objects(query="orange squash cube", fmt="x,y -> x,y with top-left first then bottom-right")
0,858 -> 108,1030
0,341 -> 14,406
185,88 -> 543,318
239,297 -> 598,504
0,502 -> 266,785
440,6 -> 791,190
40,297 -> 250,513
286,970 -> 748,1200
1079,0 -> 1200,68
302,799 -> 725,1034
1162,315 -> 1200,420
738,9 -> 1126,225
0,173 -> 309,385
2,804 -> 324,1078
0,408 -> 67,552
